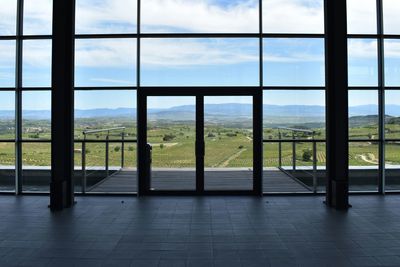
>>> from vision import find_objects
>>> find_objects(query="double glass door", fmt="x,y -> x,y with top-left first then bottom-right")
143,94 -> 256,193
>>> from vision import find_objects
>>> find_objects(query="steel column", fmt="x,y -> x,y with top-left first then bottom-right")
50,0 -> 75,210
325,0 -> 350,209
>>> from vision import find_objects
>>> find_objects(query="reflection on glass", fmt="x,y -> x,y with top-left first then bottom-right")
23,0 -> 52,35
147,96 -> 196,190
384,40 -> 400,86
141,38 -> 259,86
385,141 -> 400,191
204,96 -> 253,191
22,142 -> 51,192
0,0 -> 17,35
263,0 -> 324,34
263,90 -> 326,140
75,0 -> 137,34
349,90 -> 378,140
347,0 -> 377,34
0,142 -> 15,192
385,91 -> 400,140
383,0 -> 400,35
22,91 -> 51,140
23,40 -> 52,87
74,90 -> 137,140
263,38 -> 325,86
75,39 -> 136,87
349,141 -> 378,192
0,91 -> 15,139
0,41 -> 16,88
348,39 -> 378,87
142,0 -> 258,33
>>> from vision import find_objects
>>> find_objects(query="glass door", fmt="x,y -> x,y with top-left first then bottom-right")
204,96 -> 254,191
140,92 -> 259,194
147,96 -> 196,191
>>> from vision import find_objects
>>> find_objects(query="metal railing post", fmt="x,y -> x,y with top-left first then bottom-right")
82,134 -> 87,194
121,131 -> 125,169
105,132 -> 109,177
292,132 -> 296,171
278,131 -> 282,168
313,139 -> 317,193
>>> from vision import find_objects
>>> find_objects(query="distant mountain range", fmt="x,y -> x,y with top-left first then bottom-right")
0,104 -> 399,120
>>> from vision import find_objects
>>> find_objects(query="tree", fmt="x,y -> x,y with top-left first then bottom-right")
302,149 -> 312,162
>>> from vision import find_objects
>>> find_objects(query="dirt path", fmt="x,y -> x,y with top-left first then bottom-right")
358,154 -> 378,165
216,149 -> 247,167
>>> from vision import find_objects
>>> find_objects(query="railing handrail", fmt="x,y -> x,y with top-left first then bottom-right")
83,127 -> 126,135
81,127 -> 126,194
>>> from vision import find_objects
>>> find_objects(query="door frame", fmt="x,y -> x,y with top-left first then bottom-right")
137,87 -> 263,196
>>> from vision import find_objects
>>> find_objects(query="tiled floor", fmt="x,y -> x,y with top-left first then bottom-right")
1,195 -> 400,267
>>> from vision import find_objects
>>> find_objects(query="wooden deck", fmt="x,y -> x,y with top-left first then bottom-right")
89,168 -> 310,193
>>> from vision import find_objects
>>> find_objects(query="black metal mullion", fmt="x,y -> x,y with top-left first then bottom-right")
377,0 -> 385,194
196,96 -> 204,193
255,0 -> 263,195
136,0 -> 147,195
15,0 -> 24,195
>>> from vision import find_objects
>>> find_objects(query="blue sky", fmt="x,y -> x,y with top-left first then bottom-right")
0,0 -> 400,111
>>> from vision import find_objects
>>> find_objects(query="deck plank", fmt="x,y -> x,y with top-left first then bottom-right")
89,168 -> 310,193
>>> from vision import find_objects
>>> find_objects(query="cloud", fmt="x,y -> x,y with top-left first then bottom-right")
348,39 -> 377,59
347,0 -> 377,34
141,0 -> 258,33
385,40 -> 400,59
0,0 -> 17,35
76,0 -> 137,34
75,39 -> 136,67
263,0 -> 324,33
383,0 -> 400,34
23,0 -> 52,35
23,40 -> 52,68
141,39 -> 258,67
263,39 -> 325,63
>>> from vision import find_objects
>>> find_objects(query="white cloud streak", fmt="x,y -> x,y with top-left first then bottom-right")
263,0 -> 324,33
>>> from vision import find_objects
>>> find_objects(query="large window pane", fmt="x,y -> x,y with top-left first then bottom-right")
23,0 -> 52,35
142,0 -> 258,33
263,38 -> 325,86
23,40 -> 52,87
263,0 -> 324,34
348,39 -> 378,87
385,91 -> 400,140
0,142 -> 15,192
141,38 -> 259,86
148,96 -> 196,191
75,0 -> 137,34
74,90 -> 137,140
384,40 -> 400,86
22,91 -> 51,140
75,39 -> 136,87
204,96 -> 253,191
263,90 -> 325,193
0,0 -> 17,35
386,141 -> 400,191
347,0 -> 377,34
349,141 -> 379,192
263,90 -> 326,140
0,91 -> 15,140
0,41 -> 16,88
22,142 -> 50,192
349,90 -> 379,140
383,0 -> 400,35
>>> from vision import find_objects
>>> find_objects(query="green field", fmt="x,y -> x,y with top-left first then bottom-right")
0,118 -> 399,169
